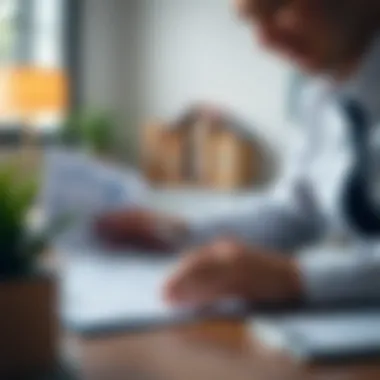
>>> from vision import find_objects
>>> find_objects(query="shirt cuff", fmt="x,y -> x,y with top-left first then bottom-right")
296,248 -> 366,303
184,217 -> 214,247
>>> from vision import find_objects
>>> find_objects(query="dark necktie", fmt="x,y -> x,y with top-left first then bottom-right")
341,99 -> 380,236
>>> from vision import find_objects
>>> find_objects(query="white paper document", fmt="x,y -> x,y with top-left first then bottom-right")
60,250 -> 246,335
41,149 -> 181,330
41,148 -> 146,248
60,250 -> 179,330
42,149 -> 244,333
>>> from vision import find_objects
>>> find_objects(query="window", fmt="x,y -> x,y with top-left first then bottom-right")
33,0 -> 64,68
0,0 -> 19,63
0,0 -> 71,137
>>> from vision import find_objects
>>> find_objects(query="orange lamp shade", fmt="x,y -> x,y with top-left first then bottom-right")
2,67 -> 68,117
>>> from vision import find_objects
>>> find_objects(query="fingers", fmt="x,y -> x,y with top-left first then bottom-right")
163,250 -> 217,305
95,208 -> 170,251
163,240 -> 244,306
95,208 -> 144,236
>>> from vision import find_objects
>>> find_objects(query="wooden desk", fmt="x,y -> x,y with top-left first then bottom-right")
79,320 -> 380,380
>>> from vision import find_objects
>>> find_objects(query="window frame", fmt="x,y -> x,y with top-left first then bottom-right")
64,0 -> 82,112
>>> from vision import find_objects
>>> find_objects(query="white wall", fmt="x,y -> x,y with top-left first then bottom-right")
137,0 -> 295,152
81,0 -> 296,159
81,0 -> 141,111
81,0 -> 141,160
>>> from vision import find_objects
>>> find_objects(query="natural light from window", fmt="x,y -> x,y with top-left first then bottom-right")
0,0 -> 68,132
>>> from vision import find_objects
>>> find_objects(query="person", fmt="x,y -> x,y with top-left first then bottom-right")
96,0 -> 380,307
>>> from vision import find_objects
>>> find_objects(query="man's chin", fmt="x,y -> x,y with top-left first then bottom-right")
279,50 -> 325,75
293,56 -> 325,75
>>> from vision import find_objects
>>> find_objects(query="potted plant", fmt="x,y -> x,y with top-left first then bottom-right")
0,162 -> 69,377
60,109 -> 118,159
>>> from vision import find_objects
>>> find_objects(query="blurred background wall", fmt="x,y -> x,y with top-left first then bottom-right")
80,0 -> 297,161
1,0 -> 300,182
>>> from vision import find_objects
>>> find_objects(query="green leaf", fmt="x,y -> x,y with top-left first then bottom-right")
61,109 -> 118,155
0,163 -> 37,276
0,161 -> 74,277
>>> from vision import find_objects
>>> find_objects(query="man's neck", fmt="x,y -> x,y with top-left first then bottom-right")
332,29 -> 379,84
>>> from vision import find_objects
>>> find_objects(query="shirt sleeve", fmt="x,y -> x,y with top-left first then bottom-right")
184,113 -> 324,252
298,115 -> 380,303
186,191 -> 325,252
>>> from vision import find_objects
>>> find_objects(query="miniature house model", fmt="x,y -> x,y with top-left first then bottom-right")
141,106 -> 266,190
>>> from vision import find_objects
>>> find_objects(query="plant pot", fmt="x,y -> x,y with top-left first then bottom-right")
0,272 -> 58,377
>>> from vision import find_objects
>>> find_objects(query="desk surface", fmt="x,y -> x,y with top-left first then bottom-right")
79,320 -> 380,380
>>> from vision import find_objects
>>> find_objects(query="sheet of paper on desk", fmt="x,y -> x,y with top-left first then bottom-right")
60,250 -> 247,335
42,150 -> 245,334
60,251 -> 175,328
41,149 -> 147,248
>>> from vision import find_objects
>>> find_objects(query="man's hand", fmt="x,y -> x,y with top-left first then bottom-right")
95,208 -> 189,251
163,239 -> 303,306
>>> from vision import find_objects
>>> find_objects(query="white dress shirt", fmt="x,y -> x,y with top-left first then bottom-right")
188,35 -> 380,304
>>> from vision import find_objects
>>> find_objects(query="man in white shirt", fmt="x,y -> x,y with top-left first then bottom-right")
97,0 -> 380,307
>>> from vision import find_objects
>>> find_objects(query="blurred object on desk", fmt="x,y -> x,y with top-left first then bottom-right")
251,310 -> 380,363
0,161 -> 73,378
0,275 -> 58,377
141,104 -> 271,191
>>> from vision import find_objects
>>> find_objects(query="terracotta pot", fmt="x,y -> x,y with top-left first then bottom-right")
0,272 -> 58,377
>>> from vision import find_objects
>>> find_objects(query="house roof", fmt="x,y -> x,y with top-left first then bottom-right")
169,104 -> 262,143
